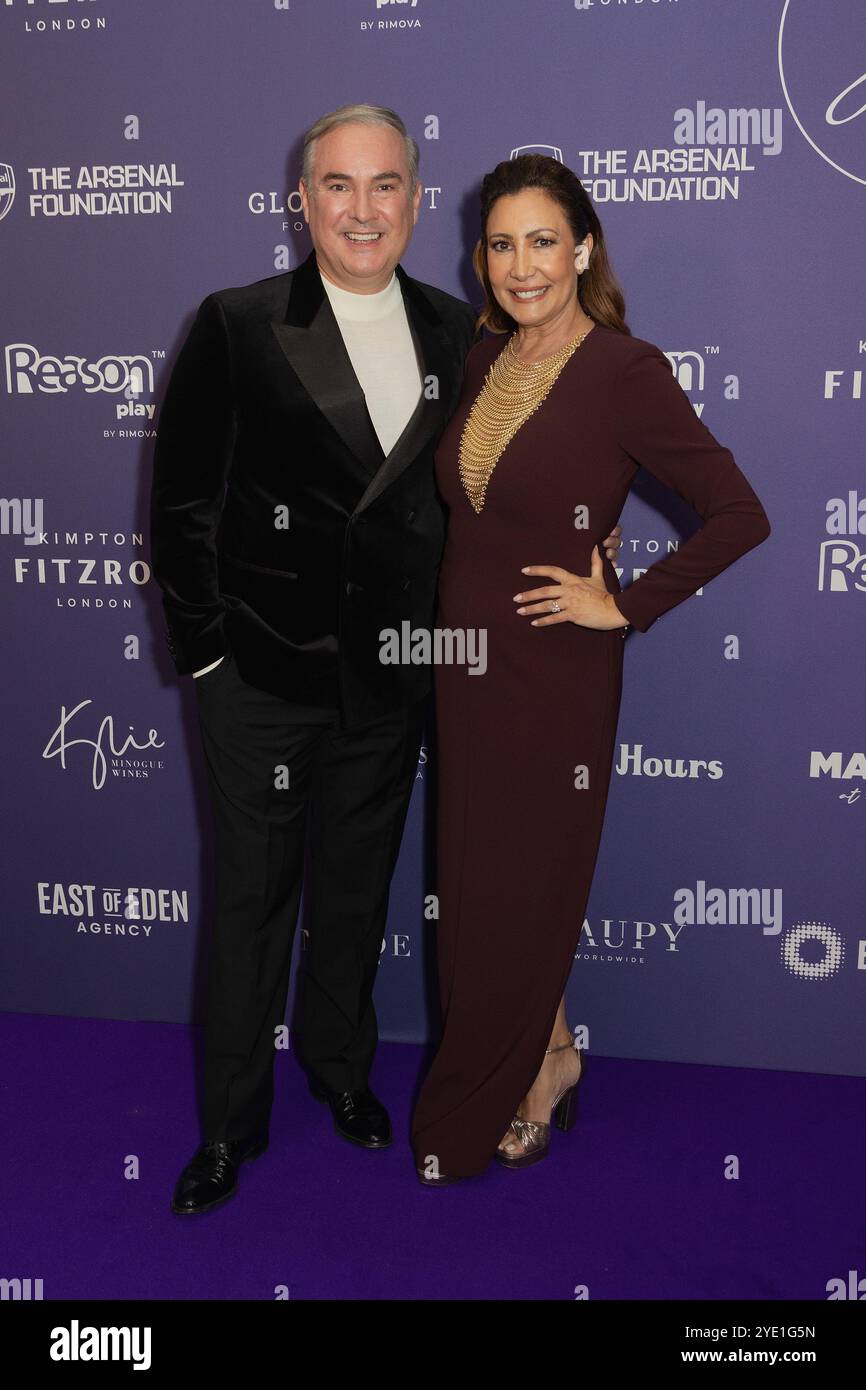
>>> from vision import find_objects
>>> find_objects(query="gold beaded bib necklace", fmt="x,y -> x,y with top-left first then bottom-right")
458,323 -> 595,514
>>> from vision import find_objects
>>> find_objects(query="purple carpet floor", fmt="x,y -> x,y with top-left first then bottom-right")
1,1012 -> 863,1301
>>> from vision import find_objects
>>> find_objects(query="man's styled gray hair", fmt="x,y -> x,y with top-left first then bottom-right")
301,103 -> 420,192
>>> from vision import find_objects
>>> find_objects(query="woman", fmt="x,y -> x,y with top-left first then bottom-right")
410,155 -> 771,1184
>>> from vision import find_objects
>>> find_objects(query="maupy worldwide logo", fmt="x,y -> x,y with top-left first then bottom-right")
779,0 -> 866,186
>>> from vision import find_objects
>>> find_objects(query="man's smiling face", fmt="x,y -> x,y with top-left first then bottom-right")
299,121 -> 422,293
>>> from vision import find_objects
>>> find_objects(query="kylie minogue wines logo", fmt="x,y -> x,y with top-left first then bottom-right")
42,701 -> 166,790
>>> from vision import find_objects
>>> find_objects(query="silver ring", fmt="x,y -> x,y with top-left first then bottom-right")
550,602 -> 561,613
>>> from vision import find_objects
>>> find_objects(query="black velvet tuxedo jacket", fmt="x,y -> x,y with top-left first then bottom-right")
149,250 -> 477,726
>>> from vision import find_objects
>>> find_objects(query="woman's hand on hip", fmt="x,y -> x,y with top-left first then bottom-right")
513,547 -> 629,630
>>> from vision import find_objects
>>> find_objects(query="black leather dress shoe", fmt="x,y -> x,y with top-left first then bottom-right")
309,1080 -> 392,1148
171,1132 -> 268,1215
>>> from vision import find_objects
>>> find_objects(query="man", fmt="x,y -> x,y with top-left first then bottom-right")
150,104 -> 623,1215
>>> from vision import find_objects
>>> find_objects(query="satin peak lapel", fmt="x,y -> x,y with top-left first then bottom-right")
271,258 -> 384,477
351,268 -> 451,516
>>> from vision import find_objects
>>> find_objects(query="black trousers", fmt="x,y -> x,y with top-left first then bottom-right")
192,647 -> 425,1141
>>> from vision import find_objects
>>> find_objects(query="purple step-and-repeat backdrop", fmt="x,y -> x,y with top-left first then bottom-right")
2,0 -> 863,1075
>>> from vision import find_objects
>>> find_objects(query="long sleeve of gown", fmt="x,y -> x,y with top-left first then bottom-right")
611,343 -> 771,633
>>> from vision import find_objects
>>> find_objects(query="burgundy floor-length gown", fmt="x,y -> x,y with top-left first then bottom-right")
410,322 -> 770,1181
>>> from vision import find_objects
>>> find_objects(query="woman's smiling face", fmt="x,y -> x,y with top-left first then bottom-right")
484,188 -> 593,329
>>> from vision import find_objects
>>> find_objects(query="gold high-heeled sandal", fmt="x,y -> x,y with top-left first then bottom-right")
496,1039 -> 586,1170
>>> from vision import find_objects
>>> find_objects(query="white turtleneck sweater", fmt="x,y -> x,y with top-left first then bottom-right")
319,267 -> 424,453
193,266 -> 423,679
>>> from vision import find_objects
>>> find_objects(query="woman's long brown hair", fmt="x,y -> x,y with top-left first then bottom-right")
471,154 -> 630,336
